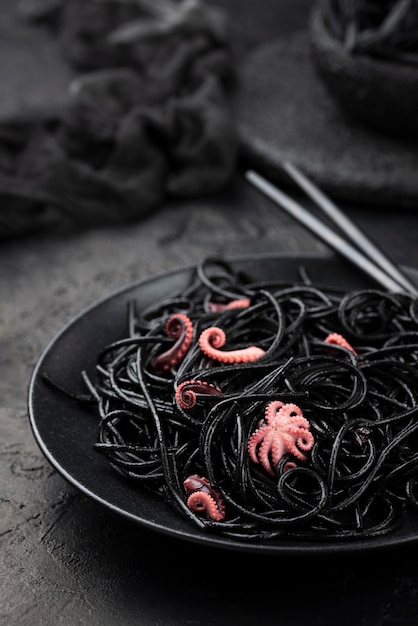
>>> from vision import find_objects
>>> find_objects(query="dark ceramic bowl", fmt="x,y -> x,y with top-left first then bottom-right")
309,5 -> 418,139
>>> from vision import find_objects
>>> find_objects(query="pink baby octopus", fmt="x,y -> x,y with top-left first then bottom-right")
183,474 -> 225,521
198,326 -> 265,364
248,401 -> 314,476
151,313 -> 194,373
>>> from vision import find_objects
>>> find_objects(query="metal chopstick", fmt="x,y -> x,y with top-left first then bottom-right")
282,161 -> 418,296
245,168 -> 418,297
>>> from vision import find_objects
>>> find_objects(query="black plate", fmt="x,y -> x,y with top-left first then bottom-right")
28,254 -> 418,555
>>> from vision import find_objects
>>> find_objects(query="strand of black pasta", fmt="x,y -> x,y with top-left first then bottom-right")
328,407 -> 418,512
196,256 -> 256,301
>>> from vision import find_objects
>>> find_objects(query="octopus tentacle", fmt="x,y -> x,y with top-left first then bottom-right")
175,379 -> 222,409
151,313 -> 194,373
271,435 -> 291,468
278,414 -> 312,434
260,431 -> 280,475
290,427 -> 315,452
248,427 -> 267,464
283,461 -> 297,472
265,401 -> 301,425
183,474 -> 225,521
208,298 -> 251,312
198,326 -> 265,363
325,332 -> 357,355
248,429 -> 277,475
280,433 -> 309,461
186,492 -> 225,521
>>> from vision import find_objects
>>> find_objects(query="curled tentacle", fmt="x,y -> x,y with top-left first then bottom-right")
274,429 -> 314,464
198,326 -> 265,364
324,332 -> 357,356
175,379 -> 222,409
151,313 -> 194,373
184,474 -> 225,521
187,492 -> 225,521
283,461 -> 297,472
292,427 -> 315,452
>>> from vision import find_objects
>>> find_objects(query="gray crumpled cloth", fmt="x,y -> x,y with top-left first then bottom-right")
0,0 -> 238,238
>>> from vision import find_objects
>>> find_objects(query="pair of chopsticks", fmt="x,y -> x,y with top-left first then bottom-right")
245,163 -> 418,297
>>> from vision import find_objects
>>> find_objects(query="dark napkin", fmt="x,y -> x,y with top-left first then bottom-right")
0,0 -> 238,238
234,28 -> 418,211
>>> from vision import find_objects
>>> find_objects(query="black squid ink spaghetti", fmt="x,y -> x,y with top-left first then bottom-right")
77,257 -> 418,541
